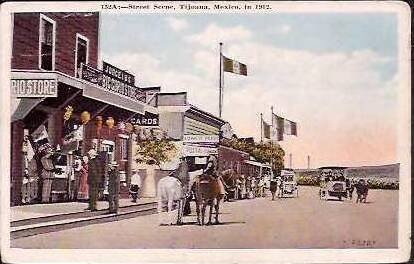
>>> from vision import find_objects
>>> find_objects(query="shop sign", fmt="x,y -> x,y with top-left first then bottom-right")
79,64 -> 102,85
183,134 -> 219,143
130,112 -> 159,126
103,61 -> 135,86
11,78 -> 57,98
80,63 -> 146,103
183,145 -> 218,157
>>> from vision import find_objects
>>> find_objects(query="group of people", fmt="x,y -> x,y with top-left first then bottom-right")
233,176 -> 266,200
346,178 -> 369,203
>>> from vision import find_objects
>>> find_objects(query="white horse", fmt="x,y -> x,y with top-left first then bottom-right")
157,170 -> 201,225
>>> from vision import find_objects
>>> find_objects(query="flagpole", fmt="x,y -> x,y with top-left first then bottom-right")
270,106 -> 274,169
260,113 -> 263,143
219,42 -> 223,118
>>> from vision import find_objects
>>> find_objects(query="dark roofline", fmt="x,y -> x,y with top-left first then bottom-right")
158,92 -> 187,96
189,104 -> 226,125
318,166 -> 348,169
140,86 -> 161,91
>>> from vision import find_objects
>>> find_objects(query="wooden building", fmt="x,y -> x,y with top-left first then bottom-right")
10,12 -> 158,205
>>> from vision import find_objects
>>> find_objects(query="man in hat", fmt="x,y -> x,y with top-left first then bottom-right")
87,149 -> 104,211
203,155 -> 226,196
108,161 -> 119,213
129,168 -> 142,203
40,147 -> 56,203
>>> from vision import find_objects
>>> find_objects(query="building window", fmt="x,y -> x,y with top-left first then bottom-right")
75,34 -> 89,77
39,14 -> 56,71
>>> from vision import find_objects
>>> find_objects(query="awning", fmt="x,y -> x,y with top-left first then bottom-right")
11,70 -> 158,119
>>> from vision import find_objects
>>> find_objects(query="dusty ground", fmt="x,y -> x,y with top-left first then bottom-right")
11,186 -> 398,249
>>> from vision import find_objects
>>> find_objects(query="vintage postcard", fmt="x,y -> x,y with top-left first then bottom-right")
0,1 -> 411,263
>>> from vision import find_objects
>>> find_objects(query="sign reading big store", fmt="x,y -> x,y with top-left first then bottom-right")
80,62 -> 145,102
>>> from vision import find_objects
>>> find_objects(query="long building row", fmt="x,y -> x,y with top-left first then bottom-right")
10,12 -> 270,206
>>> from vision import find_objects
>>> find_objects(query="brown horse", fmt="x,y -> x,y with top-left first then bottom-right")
194,169 -> 234,225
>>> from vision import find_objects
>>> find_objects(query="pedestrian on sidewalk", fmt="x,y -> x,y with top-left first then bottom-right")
108,161 -> 119,213
77,155 -> 89,200
129,169 -> 142,203
87,149 -> 104,211
40,148 -> 56,203
71,155 -> 82,200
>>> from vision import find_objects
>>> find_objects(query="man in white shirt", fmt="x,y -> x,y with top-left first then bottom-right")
130,169 -> 142,203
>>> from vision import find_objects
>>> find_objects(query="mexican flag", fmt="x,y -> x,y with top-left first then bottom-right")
223,55 -> 247,76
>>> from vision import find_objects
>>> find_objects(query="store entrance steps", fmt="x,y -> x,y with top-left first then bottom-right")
11,199 -> 158,239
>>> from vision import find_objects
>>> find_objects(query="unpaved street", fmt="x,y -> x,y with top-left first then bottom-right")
12,186 -> 398,249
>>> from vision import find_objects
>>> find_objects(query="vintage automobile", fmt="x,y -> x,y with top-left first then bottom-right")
318,166 -> 348,201
278,169 -> 299,198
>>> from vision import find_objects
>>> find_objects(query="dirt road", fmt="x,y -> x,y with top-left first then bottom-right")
12,186 -> 398,248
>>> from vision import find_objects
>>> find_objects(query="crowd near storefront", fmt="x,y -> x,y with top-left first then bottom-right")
10,12 -> 277,207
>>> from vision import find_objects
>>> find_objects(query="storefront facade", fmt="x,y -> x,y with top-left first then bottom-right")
10,12 -> 158,205
157,92 -> 226,171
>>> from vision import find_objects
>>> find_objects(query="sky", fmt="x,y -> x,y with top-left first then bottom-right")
101,12 -> 399,169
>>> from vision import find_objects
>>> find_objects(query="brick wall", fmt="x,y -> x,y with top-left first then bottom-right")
12,12 -> 99,77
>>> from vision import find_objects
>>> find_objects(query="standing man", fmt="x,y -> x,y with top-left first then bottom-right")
40,148 -> 56,203
174,157 -> 190,215
129,169 -> 142,203
87,149 -> 104,211
71,155 -> 82,200
108,161 -> 119,213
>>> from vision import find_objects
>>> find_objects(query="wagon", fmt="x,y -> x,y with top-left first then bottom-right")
318,167 -> 348,201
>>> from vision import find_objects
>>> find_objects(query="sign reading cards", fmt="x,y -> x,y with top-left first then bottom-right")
11,79 -> 57,97
130,112 -> 159,126
183,145 -> 218,157
183,134 -> 219,143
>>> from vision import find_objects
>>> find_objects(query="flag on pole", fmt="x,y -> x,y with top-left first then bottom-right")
276,116 -> 284,141
271,113 -> 285,141
223,55 -> 247,76
284,119 -> 298,136
262,120 -> 271,139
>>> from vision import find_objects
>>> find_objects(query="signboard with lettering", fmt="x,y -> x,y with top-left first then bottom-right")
11,79 -> 58,98
80,63 -> 146,103
130,111 -> 159,126
79,64 -> 102,85
183,145 -> 218,157
183,134 -> 219,143
103,61 -> 135,86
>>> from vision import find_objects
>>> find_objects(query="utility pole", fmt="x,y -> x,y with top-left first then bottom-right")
289,153 -> 292,169
307,155 -> 310,169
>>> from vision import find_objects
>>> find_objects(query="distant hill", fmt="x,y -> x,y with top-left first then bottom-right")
295,163 -> 400,180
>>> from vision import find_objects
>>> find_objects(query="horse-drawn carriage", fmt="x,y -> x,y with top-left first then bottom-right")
277,169 -> 298,198
318,166 -> 348,201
